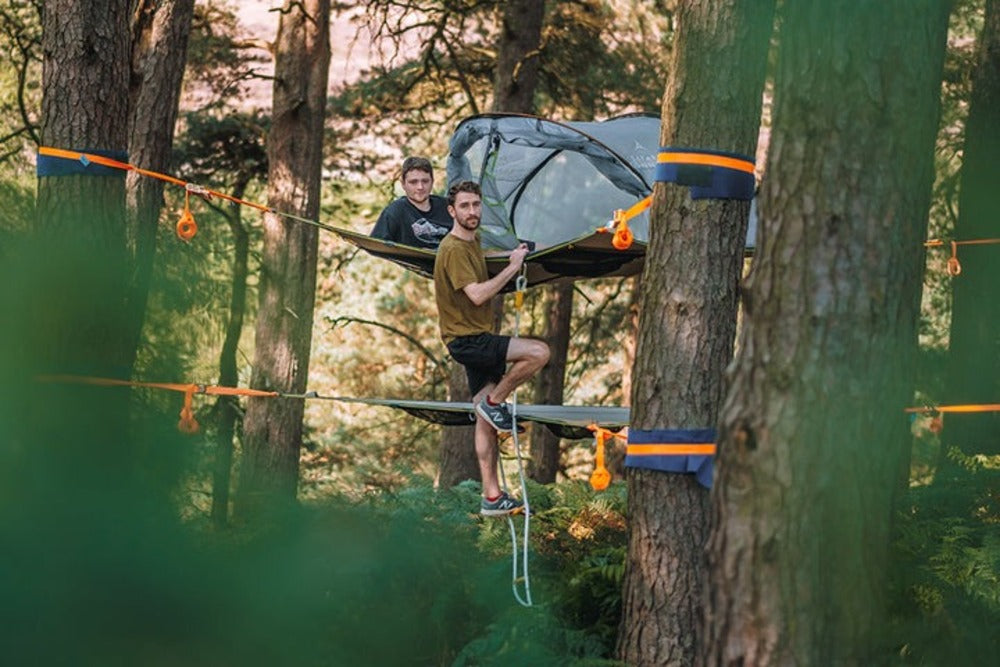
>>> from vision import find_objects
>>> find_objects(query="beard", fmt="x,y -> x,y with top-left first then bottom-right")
457,215 -> 480,231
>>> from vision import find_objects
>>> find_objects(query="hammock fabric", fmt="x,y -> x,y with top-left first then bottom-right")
335,396 -> 628,440
332,226 -> 645,291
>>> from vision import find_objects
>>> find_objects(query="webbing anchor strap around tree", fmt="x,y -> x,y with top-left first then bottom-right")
655,147 -> 755,200
625,427 -> 717,489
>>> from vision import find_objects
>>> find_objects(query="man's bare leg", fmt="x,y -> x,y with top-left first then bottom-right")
486,337 -> 549,404
473,383 -> 502,498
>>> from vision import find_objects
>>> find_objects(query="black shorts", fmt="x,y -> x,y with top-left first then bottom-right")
446,333 -> 511,396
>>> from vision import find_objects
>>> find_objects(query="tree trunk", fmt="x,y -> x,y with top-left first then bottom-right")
32,0 -> 132,498
618,2 -> 774,665
437,363 -> 480,489
437,0 -> 545,489
529,281 -> 572,483
37,0 -> 131,365
944,0 -> 1000,457
492,0 -> 544,112
704,3 -> 950,664
211,181 -> 251,529
236,0 -> 330,519
123,0 -> 196,376
35,1 -> 131,373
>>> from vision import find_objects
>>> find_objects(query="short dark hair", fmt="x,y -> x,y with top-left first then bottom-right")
401,156 -> 433,180
447,180 -> 481,207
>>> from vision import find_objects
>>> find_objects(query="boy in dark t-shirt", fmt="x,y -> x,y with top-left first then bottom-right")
370,156 -> 453,248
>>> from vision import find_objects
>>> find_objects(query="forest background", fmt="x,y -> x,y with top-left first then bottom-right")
0,1 -> 998,665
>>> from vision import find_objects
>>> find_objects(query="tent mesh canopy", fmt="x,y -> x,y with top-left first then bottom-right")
446,114 -> 660,251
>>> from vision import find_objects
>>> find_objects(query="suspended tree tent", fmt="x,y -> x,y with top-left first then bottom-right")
337,113 -> 757,289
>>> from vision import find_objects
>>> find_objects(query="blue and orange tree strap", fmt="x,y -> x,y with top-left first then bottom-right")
657,149 -> 755,174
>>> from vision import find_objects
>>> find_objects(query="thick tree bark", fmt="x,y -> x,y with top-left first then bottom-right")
123,0 -> 196,376
437,0 -> 545,489
37,0 -> 130,274
31,0 -> 132,497
36,1 -> 131,372
944,0 -> 1000,456
529,281 -> 572,482
236,0 -> 330,518
492,0 -> 544,112
704,2 -> 950,664
618,2 -> 773,665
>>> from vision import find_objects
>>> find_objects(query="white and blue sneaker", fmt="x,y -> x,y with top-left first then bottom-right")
480,492 -> 524,516
476,398 -> 514,432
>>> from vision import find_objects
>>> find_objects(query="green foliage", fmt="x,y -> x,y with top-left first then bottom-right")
0,0 -> 40,162
0,170 -> 33,242
537,0 -> 667,115
888,456 -> 1000,664
359,476 -> 629,664
175,110 -> 269,183
920,0 -> 985,349
335,0 -> 669,162
0,411 -> 500,664
185,0 -> 269,108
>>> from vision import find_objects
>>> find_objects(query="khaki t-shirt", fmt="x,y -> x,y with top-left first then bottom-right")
434,233 -> 494,343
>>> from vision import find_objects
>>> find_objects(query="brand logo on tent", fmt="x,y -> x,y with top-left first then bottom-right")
629,141 -> 657,171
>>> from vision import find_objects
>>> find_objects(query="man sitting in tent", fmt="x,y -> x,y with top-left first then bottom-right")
370,156 -> 453,249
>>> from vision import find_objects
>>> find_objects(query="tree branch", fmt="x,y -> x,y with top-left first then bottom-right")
326,315 -> 445,369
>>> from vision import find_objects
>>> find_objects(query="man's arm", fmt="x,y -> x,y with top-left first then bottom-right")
370,202 -> 398,241
462,245 -> 529,306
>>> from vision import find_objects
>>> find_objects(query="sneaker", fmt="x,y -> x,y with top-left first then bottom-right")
476,398 -> 514,432
480,492 -> 524,516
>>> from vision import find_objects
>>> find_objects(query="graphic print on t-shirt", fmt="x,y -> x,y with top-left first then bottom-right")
412,217 -> 449,245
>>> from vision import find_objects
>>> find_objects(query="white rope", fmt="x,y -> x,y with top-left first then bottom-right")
503,271 -> 532,607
